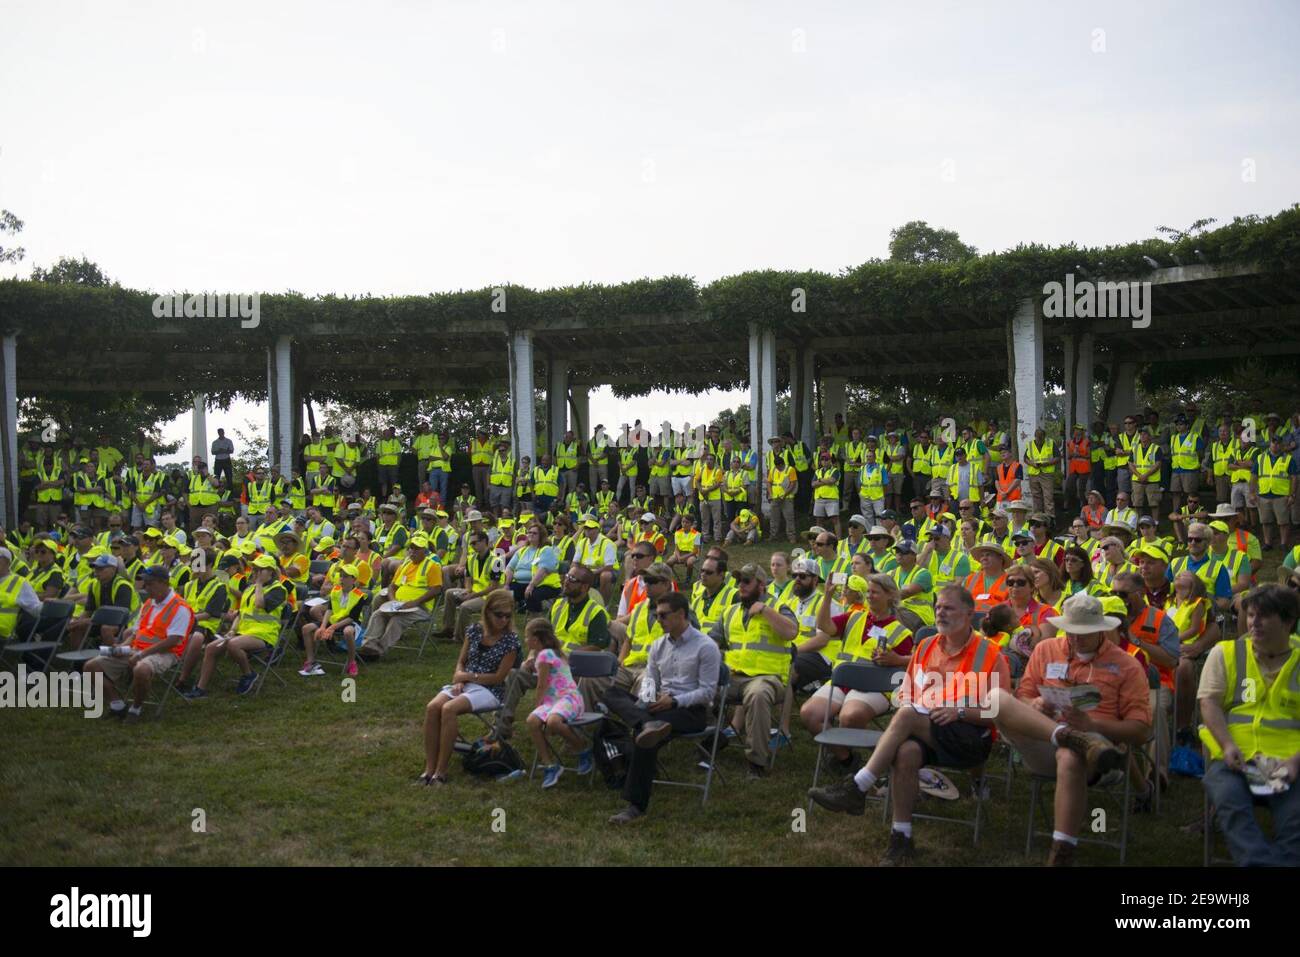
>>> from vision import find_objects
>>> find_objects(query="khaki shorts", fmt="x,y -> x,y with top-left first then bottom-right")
650,476 -> 672,497
1131,482 -> 1161,508
97,651 -> 176,690
810,682 -> 893,713
1170,472 -> 1198,494
1259,496 -> 1290,525
889,472 -> 905,494
813,499 -> 840,517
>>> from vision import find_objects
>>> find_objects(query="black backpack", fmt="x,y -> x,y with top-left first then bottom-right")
461,737 -> 524,778
592,719 -> 634,790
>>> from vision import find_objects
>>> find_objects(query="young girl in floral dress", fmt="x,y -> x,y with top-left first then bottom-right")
523,618 -> 591,788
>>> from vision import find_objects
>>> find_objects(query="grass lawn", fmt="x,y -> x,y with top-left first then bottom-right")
1,540 -> 1269,868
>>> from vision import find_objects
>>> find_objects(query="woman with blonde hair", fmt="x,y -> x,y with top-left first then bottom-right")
1025,556 -> 1064,609
418,589 -> 520,786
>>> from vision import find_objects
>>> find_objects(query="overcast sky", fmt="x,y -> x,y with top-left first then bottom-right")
2,1 -> 1296,460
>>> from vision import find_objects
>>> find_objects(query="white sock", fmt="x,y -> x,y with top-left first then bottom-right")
892,821 -> 913,838
1051,831 -> 1079,846
853,767 -> 877,792
1050,723 -> 1069,747
109,700 -> 126,713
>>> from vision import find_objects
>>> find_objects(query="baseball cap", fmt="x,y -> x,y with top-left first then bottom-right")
141,565 -> 169,581
408,533 -> 430,549
252,554 -> 278,570
848,514 -> 869,530
465,510 -> 484,522
338,563 -> 359,578
91,554 -> 117,569
640,513 -> 658,523
640,562 -> 673,584
732,562 -> 769,583
893,540 -> 917,555
846,574 -> 869,595
791,558 -> 820,578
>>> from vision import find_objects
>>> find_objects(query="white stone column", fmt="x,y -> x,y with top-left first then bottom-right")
508,330 -> 536,465
749,325 -> 766,503
192,393 -> 208,467
570,386 -> 590,441
1062,333 -> 1095,439
1010,297 -> 1043,457
547,360 -> 567,454
800,348 -> 816,447
267,336 -> 295,476
821,376 -> 847,433
0,335 -> 17,525
759,327 -> 777,508
1109,361 -> 1140,422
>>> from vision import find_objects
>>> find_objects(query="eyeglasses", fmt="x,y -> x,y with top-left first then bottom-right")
794,573 -> 815,580
1006,579 -> 1030,587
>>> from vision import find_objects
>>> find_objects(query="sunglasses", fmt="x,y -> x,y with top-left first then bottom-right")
794,573 -> 815,580
1006,579 -> 1030,586
737,576 -> 756,585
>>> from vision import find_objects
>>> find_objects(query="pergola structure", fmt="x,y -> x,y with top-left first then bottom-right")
1,259 -> 1298,526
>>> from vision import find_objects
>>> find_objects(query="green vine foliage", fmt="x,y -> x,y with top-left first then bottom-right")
1,204 -> 1296,403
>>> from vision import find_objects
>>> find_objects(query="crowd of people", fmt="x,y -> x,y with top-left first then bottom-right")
4,403 -> 1299,866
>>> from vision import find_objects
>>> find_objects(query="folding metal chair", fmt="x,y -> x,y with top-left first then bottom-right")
528,650 -> 618,786
653,664 -> 731,804
1023,739 -> 1151,864
315,595 -> 370,672
245,605 -> 296,697
1,600 -> 75,674
806,663 -> 903,814
53,606 -> 133,670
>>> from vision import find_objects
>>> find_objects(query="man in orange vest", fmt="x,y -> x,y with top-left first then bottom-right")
83,565 -> 195,722
808,584 -> 1011,865
993,443 -> 1024,505
1111,571 -> 1179,790
1065,424 -> 1092,516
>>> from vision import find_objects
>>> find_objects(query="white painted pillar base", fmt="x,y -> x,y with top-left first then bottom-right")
267,336 -> 295,478
1010,297 -> 1044,457
192,394 -> 208,467
0,335 -> 17,525
508,330 -> 536,466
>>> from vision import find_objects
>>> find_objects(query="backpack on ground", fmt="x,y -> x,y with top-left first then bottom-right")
592,718 -> 634,790
461,737 -> 524,778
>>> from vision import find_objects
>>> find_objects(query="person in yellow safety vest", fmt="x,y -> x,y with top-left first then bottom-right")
245,467 -> 274,522
532,453 -> 560,513
574,513 -> 619,601
842,428 -> 867,510
616,443 -> 640,505
1115,414 -> 1141,500
696,453 -> 725,544
514,455 -> 533,504
888,540 -> 936,627
178,555 -> 277,698
737,437 -> 759,509
857,446 -> 889,526
1198,584 -> 1300,866
1024,427 -> 1057,517
595,480 -> 615,515
587,426 -> 612,499
666,513 -> 702,582
358,533 -> 443,660
927,435 -> 956,500
909,429 -> 934,496
468,430 -> 494,506
1227,426 -> 1260,526
372,426 -> 403,500
690,555 -> 738,633
306,463 -> 337,518
187,460 -> 221,529
1254,434 -> 1297,551
488,439 -> 516,512
671,440 -> 695,501
72,459 -> 104,530
713,562 -> 799,777
33,452 -> 66,529
766,437 -> 798,544
726,507 -> 761,546
831,413 -> 850,456
722,459 -> 748,528
412,423 -> 436,488
1207,424 -> 1239,510
946,447 -> 984,508
298,563 -> 366,678
811,450 -> 843,538
554,429 -> 581,502
131,460 -> 167,529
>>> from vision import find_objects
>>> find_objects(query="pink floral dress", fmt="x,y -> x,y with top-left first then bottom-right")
528,648 -> 585,722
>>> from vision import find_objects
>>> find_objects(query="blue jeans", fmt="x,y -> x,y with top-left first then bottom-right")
1204,759 -> 1300,866
427,468 -> 449,505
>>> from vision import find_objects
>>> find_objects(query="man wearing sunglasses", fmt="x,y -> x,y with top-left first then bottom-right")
607,590 -> 720,825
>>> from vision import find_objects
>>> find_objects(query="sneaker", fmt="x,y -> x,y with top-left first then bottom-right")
180,687 -> 208,700
746,761 -> 767,781
635,720 -> 673,749
298,662 -> 325,677
769,729 -> 791,751
235,672 -> 258,696
1046,839 -> 1076,867
808,773 -> 867,815
608,804 -> 644,825
722,726 -> 738,740
576,749 -> 594,775
1058,729 -> 1125,786
345,660 -> 358,677
879,829 -> 916,866
541,765 -> 564,789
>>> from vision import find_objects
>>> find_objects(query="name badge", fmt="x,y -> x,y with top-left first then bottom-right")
1045,661 -> 1069,681
868,625 -> 887,639
976,593 -> 991,602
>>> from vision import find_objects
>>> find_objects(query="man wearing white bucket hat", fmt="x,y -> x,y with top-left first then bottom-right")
984,592 -> 1152,866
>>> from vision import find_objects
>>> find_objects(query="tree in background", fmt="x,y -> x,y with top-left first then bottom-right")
888,221 -> 978,264
19,394 -> 184,456
0,210 -> 25,265
30,255 -> 113,286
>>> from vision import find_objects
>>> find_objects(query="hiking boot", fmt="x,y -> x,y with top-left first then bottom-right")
1058,729 -> 1125,786
635,720 -> 672,749
1047,839 -> 1076,867
608,805 -> 644,825
879,830 -> 915,866
808,773 -> 867,816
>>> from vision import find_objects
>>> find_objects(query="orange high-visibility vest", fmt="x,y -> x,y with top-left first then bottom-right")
1067,438 -> 1091,476
1128,604 -> 1173,690
995,462 -> 1022,502
964,571 -> 1008,612
131,592 -> 195,658
1082,504 -> 1106,529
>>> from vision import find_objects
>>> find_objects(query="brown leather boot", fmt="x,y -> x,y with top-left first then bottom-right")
1058,729 -> 1125,785
1047,839 -> 1076,866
